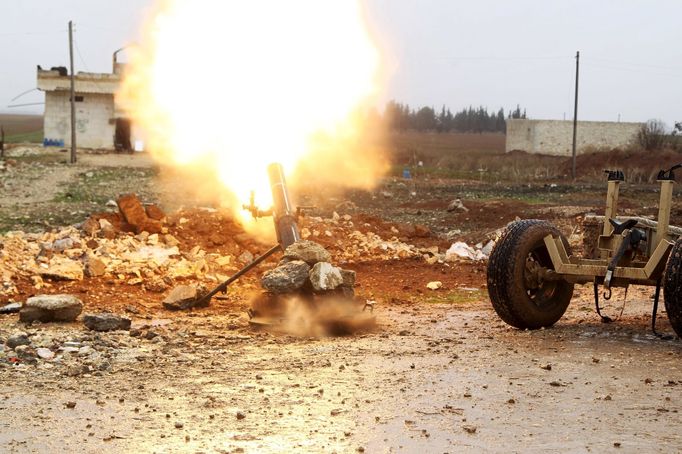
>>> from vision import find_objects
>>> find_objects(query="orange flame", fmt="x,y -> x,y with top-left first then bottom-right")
120,0 -> 387,226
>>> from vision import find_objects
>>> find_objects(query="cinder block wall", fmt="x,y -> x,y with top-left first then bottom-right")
506,119 -> 643,156
44,92 -> 115,149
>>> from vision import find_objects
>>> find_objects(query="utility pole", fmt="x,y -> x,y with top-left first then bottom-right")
571,51 -> 579,180
68,20 -> 77,164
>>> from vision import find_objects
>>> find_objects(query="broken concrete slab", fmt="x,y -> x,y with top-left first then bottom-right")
40,260 -> 84,281
162,285 -> 209,311
83,313 -> 132,332
283,240 -> 331,265
261,260 -> 310,294
20,294 -> 83,323
309,262 -> 344,292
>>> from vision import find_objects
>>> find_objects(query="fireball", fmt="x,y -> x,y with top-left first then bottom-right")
120,0 -> 386,224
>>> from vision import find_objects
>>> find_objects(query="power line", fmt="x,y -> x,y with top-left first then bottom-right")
74,37 -> 90,72
0,30 -> 66,37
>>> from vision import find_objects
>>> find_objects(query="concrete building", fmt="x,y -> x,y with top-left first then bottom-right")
37,62 -> 131,150
506,119 -> 643,156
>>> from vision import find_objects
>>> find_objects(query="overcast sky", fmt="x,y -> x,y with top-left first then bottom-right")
2,0 -> 681,126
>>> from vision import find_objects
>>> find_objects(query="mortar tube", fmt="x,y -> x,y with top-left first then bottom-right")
268,163 -> 301,249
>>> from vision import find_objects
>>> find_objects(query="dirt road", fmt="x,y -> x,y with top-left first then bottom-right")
1,286 -> 681,453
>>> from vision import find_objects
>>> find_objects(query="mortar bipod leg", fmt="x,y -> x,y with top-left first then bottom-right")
651,279 -> 673,339
594,278 -> 612,323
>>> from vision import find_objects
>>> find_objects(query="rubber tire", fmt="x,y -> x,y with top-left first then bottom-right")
487,219 -> 574,329
663,239 -> 682,337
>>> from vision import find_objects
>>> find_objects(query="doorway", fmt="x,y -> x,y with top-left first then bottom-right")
114,118 -> 132,152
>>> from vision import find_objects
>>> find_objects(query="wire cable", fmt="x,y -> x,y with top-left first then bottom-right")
74,37 -> 91,72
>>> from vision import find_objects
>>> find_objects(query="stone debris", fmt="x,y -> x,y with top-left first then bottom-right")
340,269 -> 356,288
83,254 -> 106,277
0,302 -> 22,314
238,250 -> 254,265
447,199 -> 469,212
117,193 -> 163,234
283,240 -> 332,265
444,241 -> 494,262
253,240 -> 360,321
144,204 -> 167,221
309,262 -> 344,291
342,231 -> 420,261
20,294 -> 83,323
39,258 -> 84,281
426,281 -> 443,290
6,331 -> 30,349
261,260 -> 310,294
83,313 -> 132,332
162,285 -> 209,311
36,347 -> 55,360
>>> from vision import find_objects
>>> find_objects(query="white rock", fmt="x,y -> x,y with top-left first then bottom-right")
309,262 -> 343,292
426,281 -> 443,290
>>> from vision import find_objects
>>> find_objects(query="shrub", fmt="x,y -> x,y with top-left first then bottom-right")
636,119 -> 668,151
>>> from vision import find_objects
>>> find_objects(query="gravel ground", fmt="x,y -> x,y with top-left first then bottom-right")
1,285 -> 681,453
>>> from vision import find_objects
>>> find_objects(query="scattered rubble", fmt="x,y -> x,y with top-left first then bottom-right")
0,302 -> 21,314
19,294 -> 83,323
6,331 -> 30,349
309,262 -> 344,291
447,199 -> 469,212
283,240 -> 332,265
261,260 -> 310,294
39,258 -> 84,281
426,281 -> 443,290
83,313 -> 131,332
117,193 -> 163,234
162,285 -> 209,311
444,241 -> 494,262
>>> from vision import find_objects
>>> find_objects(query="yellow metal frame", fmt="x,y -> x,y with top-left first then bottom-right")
544,177 -> 676,286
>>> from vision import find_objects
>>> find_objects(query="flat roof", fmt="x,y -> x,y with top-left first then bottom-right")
37,69 -> 120,95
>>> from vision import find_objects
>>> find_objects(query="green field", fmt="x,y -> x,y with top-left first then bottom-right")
0,113 -> 43,143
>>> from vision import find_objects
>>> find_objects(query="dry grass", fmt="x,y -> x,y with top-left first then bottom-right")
382,131 -> 682,183
384,131 -> 567,182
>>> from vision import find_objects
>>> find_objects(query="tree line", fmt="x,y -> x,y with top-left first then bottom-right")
382,101 -> 527,133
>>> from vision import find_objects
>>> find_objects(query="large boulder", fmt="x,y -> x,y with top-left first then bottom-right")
283,240 -> 331,266
20,294 -> 83,323
309,262 -> 344,292
83,313 -> 131,332
261,260 -> 310,294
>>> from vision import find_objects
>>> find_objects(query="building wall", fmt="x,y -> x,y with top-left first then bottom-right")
43,91 -> 115,149
506,119 -> 643,156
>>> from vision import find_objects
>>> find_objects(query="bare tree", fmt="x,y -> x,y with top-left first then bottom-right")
636,119 -> 668,151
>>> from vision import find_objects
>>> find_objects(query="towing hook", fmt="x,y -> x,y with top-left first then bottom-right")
603,288 -> 612,301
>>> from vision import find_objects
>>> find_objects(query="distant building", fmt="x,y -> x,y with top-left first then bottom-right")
37,60 -> 132,150
506,119 -> 643,156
